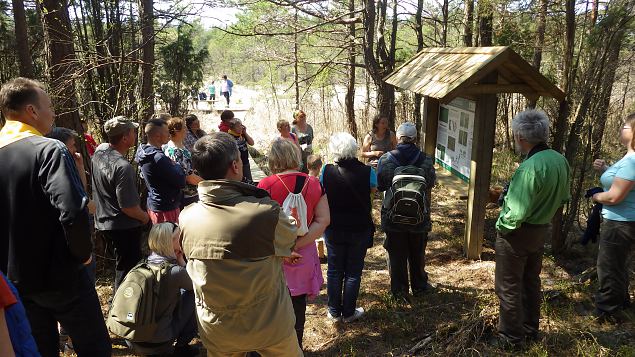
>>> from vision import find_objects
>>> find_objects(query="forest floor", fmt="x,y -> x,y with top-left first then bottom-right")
87,172 -> 635,357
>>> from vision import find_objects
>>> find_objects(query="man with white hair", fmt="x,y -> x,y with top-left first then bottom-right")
494,109 -> 570,348
377,122 -> 436,303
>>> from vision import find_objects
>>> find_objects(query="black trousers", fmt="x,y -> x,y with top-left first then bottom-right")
291,294 -> 307,349
596,219 -> 635,313
100,226 -> 144,293
22,267 -> 111,357
384,231 -> 428,295
495,225 -> 547,344
222,91 -> 230,105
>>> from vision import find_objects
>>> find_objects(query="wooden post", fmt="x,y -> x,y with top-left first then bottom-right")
423,96 -> 440,156
464,71 -> 498,259
423,96 -> 440,213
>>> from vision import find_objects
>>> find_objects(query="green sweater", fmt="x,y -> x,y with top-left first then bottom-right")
496,147 -> 570,234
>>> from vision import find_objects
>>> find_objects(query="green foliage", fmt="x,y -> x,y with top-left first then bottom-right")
157,25 -> 209,115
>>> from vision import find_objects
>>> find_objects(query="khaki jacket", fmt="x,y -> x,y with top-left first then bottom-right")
180,180 -> 298,353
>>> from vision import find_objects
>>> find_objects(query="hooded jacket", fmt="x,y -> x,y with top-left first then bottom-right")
134,143 -> 186,212
180,180 -> 298,353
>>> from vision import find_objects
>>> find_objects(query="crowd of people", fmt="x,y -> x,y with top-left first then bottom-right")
0,75 -> 633,357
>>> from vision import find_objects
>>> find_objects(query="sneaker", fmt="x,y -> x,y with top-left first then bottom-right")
326,310 -> 342,322
342,307 -> 365,323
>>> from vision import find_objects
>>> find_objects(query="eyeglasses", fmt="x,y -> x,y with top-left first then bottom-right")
168,222 -> 179,233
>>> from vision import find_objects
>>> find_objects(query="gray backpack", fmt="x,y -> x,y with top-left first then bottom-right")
106,261 -> 171,342
383,152 -> 429,227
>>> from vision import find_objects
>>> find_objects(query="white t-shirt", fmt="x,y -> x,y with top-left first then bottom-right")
221,80 -> 229,92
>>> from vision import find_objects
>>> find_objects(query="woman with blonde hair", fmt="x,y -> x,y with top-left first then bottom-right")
291,110 -> 314,173
591,112 -> 635,322
257,138 -> 330,349
277,119 -> 300,146
164,117 -> 203,208
119,222 -> 197,357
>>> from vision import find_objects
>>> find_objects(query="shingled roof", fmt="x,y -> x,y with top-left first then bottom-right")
384,46 -> 564,103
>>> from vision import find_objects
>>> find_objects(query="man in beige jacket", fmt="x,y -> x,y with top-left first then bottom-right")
180,132 -> 302,357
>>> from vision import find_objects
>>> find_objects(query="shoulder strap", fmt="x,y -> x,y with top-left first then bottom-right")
276,174 -> 309,195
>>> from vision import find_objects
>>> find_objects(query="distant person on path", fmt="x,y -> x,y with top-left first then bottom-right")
291,110 -> 314,173
165,117 -> 203,208
591,112 -> 635,322
135,118 -> 186,223
0,77 -> 111,356
258,138 -> 329,349
218,109 -> 234,133
377,122 -> 436,303
183,114 -> 207,153
493,110 -> 570,349
362,114 -> 397,168
208,81 -> 216,102
220,75 -> 233,107
113,222 -> 198,357
278,119 -> 300,146
92,116 -> 149,293
180,132 -> 302,356
320,132 -> 376,323
228,118 -> 255,182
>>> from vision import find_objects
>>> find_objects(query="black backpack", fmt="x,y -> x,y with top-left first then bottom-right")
383,151 -> 429,228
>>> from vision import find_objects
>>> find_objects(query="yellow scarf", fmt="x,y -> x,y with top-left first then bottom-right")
0,120 -> 43,149
228,129 -> 243,139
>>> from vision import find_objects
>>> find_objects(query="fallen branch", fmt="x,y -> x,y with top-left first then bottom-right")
408,334 -> 433,354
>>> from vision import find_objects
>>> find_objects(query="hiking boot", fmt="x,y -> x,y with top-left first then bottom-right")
343,307 -> 365,323
413,283 -> 436,297
326,310 -> 342,322
488,333 -> 523,352
392,292 -> 412,304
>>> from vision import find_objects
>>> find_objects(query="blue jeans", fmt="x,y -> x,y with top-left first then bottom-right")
324,228 -> 371,318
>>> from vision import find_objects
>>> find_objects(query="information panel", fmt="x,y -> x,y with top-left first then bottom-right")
435,97 -> 476,182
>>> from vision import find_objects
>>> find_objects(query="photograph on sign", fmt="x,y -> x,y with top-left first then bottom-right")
435,97 -> 476,182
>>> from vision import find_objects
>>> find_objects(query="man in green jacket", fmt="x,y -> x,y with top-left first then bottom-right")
180,132 -> 302,356
494,110 -> 570,349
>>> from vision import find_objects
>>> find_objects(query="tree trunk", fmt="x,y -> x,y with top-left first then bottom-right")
441,0 -> 449,46
39,0 -> 89,169
12,0 -> 34,78
551,0 -> 576,153
363,0 -> 396,127
139,0 -> 155,124
463,0 -> 474,46
477,1 -> 493,46
414,0 -> 424,144
293,9 -> 300,109
527,0 -> 548,108
345,0 -> 358,138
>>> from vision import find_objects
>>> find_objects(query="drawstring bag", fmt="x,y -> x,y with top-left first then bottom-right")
277,174 -> 310,236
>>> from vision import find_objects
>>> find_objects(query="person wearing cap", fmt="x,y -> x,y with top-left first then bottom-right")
92,115 -> 150,294
377,122 -> 436,303
0,77 -> 111,356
